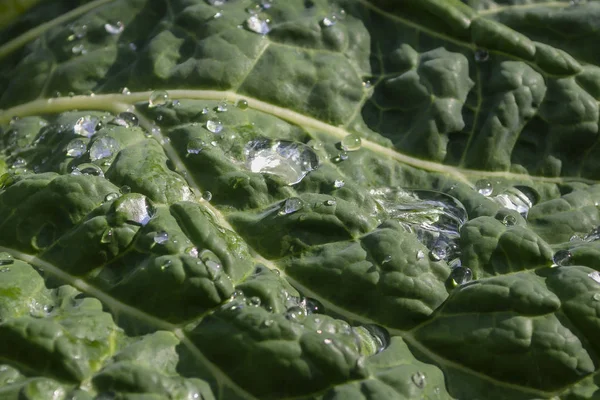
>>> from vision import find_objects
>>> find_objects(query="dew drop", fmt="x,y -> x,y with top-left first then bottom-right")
216,101 -> 228,112
120,185 -> 131,194
450,266 -> 473,286
202,191 -> 213,201
74,115 -> 100,137
475,179 -> 493,197
244,138 -> 319,185
411,372 -> 426,389
100,228 -> 114,244
589,271 -> 600,284
594,293 -> 600,301
474,49 -> 489,62
248,296 -> 261,307
111,112 -> 138,128
360,324 -> 390,354
492,186 -> 538,218
245,15 -> 270,35
341,134 -> 362,151
104,192 -> 120,202
263,319 -> 274,327
71,163 -> 104,177
553,250 -> 572,266
325,199 -> 336,206
305,297 -> 324,314
334,180 -> 345,188
115,194 -> 155,226
104,21 -> 124,35
121,87 -> 131,95
502,214 -> 517,226
206,0 -> 226,5
66,139 -> 87,157
186,246 -> 199,258
286,306 -> 307,322
153,231 -> 169,244
148,90 -> 169,108
320,16 -> 336,27
416,250 -> 425,260
381,255 -> 392,264
187,138 -> 205,154
429,245 -> 447,262
236,99 -> 249,109
279,197 -> 303,215
206,118 -> 223,134
90,136 -> 119,161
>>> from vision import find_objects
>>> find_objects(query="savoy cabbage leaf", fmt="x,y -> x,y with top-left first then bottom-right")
1,0 -> 600,399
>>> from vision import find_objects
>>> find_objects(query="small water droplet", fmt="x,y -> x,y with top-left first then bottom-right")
236,99 -> 249,109
187,138 -> 205,154
263,319 -> 274,327
104,21 -> 124,35
334,180 -> 345,188
381,255 -> 392,264
115,194 -> 155,226
360,324 -> 390,354
206,0 -> 226,5
341,134 -> 362,151
206,118 -> 223,134
502,214 -> 517,226
589,271 -> 600,284
429,245 -> 447,261
411,372 -> 426,389
89,136 -> 119,161
324,338 -> 333,345
66,139 -> 87,157
202,191 -> 213,201
245,15 -> 270,34
553,250 -> 572,267
71,163 -> 104,177
279,197 -> 303,215
594,293 -> 600,301
104,192 -> 120,202
216,101 -> 228,112
325,199 -> 336,206
11,157 -> 26,169
474,49 -> 489,62
111,112 -> 138,128
120,185 -> 131,194
451,266 -> 473,286
74,116 -> 100,137
321,16 -> 337,27
153,231 -> 169,244
248,296 -> 261,307
72,43 -> 87,55
475,179 -> 493,197
416,250 -> 425,260
148,90 -> 169,108
69,24 -> 87,40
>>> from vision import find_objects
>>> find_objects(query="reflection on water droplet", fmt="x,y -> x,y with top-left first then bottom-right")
285,306 -> 307,322
411,372 -> 426,389
334,180 -> 345,188
474,49 -> 489,62
323,338 -> 333,345
115,195 -> 155,226
451,266 -> 473,286
111,112 -> 138,128
248,296 -> 261,307
187,138 -> 205,154
206,118 -> 223,134
153,231 -> 169,244
104,192 -> 119,202
148,90 -> 169,108
245,15 -> 270,35
263,319 -> 274,327
325,199 -> 336,206
74,116 -> 100,137
589,271 -> 600,284
492,186 -> 538,218
104,21 -> 124,35
341,134 -> 362,151
416,250 -> 425,260
321,16 -> 336,27
279,197 -> 303,215
11,158 -> 26,169
71,163 -> 104,177
66,139 -> 87,157
553,250 -> 572,266
244,138 -> 319,185
90,136 -> 119,161
236,99 -> 249,109
475,179 -> 493,196
502,214 -> 517,226
216,101 -> 228,112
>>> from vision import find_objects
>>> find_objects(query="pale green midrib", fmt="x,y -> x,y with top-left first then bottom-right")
1,91 -> 597,186
0,245 -> 257,400
0,0 -> 116,60
477,1 -> 572,17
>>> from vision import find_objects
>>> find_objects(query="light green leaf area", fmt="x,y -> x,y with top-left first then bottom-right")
1,0 -> 600,399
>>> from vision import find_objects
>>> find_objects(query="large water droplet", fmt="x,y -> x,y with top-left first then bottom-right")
104,21 -> 124,35
429,244 -> 447,261
492,186 -> 538,218
89,136 -> 119,161
304,297 -> 324,314
66,139 -> 87,157
475,179 -> 493,197
416,250 -> 425,260
244,138 -> 319,185
74,116 -> 100,137
245,15 -> 270,35
115,195 -> 155,226
285,306 -> 307,322
153,231 -> 169,244
148,90 -> 169,108
358,324 -> 390,354
216,101 -> 228,112
450,266 -> 473,286
341,134 -> 362,151
553,250 -> 572,266
502,214 -> 517,226
411,372 -> 426,389
206,118 -> 223,134
248,296 -> 262,307
187,138 -> 206,154
111,112 -> 138,128
69,24 -> 87,40
280,197 -> 303,215
71,163 -> 104,177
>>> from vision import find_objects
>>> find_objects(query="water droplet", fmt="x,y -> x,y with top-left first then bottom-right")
325,199 -> 336,206
0,267 -> 10,273
148,90 -> 169,108
341,134 -> 362,151
248,296 -> 261,307
201,107 -> 209,114
261,0 -> 273,8
334,180 -> 345,188
589,271 -> 600,284
245,15 -> 270,35
66,139 -> 87,157
381,255 -> 392,264
200,250 -> 222,279
411,372 -> 426,389
451,266 -> 473,286
187,138 -> 205,154
429,244 -> 447,261
244,138 -> 319,185
474,49 -> 489,62
236,99 -> 249,109
0,259 -> 14,266
90,136 -> 119,161
72,43 -> 87,55
305,297 -> 324,314
594,293 -> 600,301
111,112 -> 138,128
359,324 -> 390,354
185,246 -> 199,257
11,157 -> 26,169
104,21 -> 124,35
121,87 -> 131,95
74,116 -> 100,137
553,250 -> 572,267
71,163 -> 104,177
492,186 -> 538,218
153,231 -> 169,244
202,191 -> 213,201
100,228 -> 114,244
475,179 -> 493,197
216,101 -> 228,112
120,185 -> 131,194
104,192 -> 120,202
416,250 -> 425,260
321,16 -> 336,27
206,0 -> 226,5
502,214 -> 517,226
286,306 -> 307,322
263,319 -> 274,327
362,79 -> 372,88
279,197 -> 303,215
206,118 -> 223,134
115,194 -> 155,226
